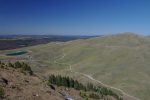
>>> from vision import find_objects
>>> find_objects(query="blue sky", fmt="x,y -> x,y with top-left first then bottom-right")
0,0 -> 150,35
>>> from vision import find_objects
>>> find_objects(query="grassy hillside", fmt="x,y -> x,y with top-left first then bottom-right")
1,33 -> 150,100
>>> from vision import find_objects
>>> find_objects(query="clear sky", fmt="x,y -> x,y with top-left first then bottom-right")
0,0 -> 150,35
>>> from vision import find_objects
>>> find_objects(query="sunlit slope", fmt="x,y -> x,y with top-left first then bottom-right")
11,33 -> 150,100
60,34 -> 150,100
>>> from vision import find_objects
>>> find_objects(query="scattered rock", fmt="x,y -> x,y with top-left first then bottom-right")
33,94 -> 39,97
46,90 -> 51,95
0,77 -> 8,86
49,84 -> 55,90
24,80 -> 29,83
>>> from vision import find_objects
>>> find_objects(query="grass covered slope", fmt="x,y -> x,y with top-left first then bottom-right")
62,33 -> 150,100
1,33 -> 150,100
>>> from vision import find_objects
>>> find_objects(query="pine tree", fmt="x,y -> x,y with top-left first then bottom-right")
8,62 -> 14,68
70,78 -> 75,88
74,80 -> 80,90
14,61 -> 22,68
66,76 -> 70,87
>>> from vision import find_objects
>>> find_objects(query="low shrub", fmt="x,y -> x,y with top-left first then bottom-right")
0,87 -> 5,98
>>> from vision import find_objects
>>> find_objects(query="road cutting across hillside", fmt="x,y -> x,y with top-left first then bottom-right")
53,48 -> 140,100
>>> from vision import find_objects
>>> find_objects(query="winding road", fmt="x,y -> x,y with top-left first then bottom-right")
53,49 -> 140,100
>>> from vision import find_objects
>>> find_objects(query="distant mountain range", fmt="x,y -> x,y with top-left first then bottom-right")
0,35 -> 97,50
0,35 -> 97,40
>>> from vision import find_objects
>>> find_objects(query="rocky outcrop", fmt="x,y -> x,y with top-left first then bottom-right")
0,77 -> 8,87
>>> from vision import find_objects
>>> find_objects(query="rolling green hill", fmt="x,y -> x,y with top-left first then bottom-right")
1,33 -> 150,100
